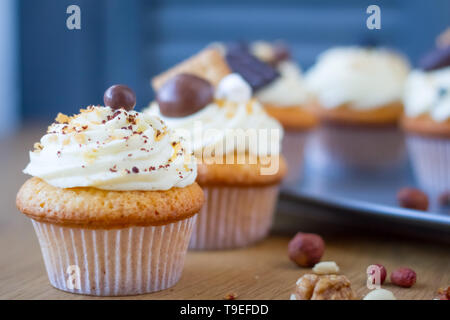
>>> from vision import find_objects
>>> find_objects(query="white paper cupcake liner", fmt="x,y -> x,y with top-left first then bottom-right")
189,185 -> 279,250
308,124 -> 406,170
31,215 -> 196,296
406,135 -> 450,196
282,130 -> 309,185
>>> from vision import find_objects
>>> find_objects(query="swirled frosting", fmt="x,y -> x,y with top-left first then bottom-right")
24,106 -> 197,190
256,61 -> 310,106
306,47 -> 410,109
403,66 -> 450,122
145,74 -> 283,157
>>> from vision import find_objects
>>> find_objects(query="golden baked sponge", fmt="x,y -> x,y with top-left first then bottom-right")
311,100 -> 404,126
263,103 -> 318,131
16,177 -> 204,229
196,154 -> 287,186
402,115 -> 450,138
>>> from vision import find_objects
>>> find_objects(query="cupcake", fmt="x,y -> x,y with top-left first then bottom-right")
212,41 -> 317,183
402,38 -> 450,198
16,85 -> 204,296
305,47 -> 410,170
147,48 -> 287,250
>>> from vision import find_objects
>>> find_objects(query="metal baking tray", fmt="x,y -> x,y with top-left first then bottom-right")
281,157 -> 450,234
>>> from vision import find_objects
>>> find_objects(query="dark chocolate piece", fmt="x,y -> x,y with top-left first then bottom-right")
225,45 -> 279,91
419,45 -> 450,71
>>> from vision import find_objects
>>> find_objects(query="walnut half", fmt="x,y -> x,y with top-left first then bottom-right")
290,274 -> 355,300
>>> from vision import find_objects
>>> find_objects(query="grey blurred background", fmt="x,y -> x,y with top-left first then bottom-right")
0,0 -> 449,135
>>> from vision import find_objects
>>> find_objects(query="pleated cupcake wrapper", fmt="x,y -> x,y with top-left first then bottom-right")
282,130 -> 309,185
189,185 -> 280,250
308,124 -> 406,170
406,135 -> 450,196
31,215 -> 196,296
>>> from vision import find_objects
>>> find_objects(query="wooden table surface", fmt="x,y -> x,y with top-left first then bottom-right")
1,125 -> 449,300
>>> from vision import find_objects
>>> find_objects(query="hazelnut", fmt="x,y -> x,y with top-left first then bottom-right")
288,232 -> 325,268
291,274 -> 355,300
156,73 -> 215,118
367,264 -> 387,285
397,187 -> 429,211
438,191 -> 450,208
391,267 -> 417,288
103,84 -> 136,111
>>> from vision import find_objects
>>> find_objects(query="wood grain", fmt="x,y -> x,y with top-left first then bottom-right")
0,125 -> 449,300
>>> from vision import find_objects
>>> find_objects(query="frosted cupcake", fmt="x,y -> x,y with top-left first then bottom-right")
305,47 -> 410,169
402,42 -> 450,197
16,85 -> 204,296
211,41 -> 317,183
147,49 -> 287,250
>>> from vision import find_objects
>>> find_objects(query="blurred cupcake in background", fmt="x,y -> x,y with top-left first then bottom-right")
146,48 -> 287,250
402,29 -> 450,198
305,46 -> 410,170
211,41 -> 317,184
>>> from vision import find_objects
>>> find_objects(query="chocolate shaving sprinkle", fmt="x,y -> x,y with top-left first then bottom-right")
127,115 -> 137,125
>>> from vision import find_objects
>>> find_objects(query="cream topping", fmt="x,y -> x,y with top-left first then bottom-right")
256,61 -> 310,106
24,106 -> 197,190
306,47 -> 410,109
403,67 -> 450,122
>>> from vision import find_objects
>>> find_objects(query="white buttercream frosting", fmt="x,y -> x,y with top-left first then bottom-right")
24,106 -> 197,191
256,61 -> 310,106
403,66 -> 450,122
145,74 -> 283,157
305,47 -> 410,109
